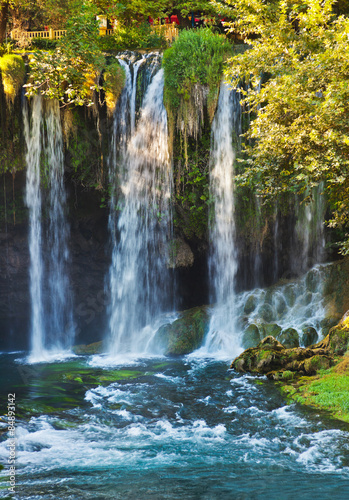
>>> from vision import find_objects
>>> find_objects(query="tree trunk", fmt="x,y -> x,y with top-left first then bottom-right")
0,1 -> 10,43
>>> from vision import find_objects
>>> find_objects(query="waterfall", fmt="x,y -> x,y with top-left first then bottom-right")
24,96 -> 44,356
292,183 -> 326,275
107,68 -> 172,356
24,96 -> 74,361
198,82 -> 242,356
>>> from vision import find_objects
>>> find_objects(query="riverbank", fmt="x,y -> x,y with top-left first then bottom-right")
279,354 -> 349,424
231,313 -> 349,424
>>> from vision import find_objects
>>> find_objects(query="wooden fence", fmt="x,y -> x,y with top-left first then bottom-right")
10,23 -> 178,43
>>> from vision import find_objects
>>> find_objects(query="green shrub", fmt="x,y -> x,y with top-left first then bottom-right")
163,28 -> 232,160
103,61 -> 126,116
0,41 -> 15,57
98,22 -> 166,52
30,38 -> 59,50
0,54 -> 26,103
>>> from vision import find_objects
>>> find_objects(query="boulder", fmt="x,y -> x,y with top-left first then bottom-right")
73,341 -> 103,355
167,238 -> 194,268
154,306 -> 210,355
314,318 -> 349,356
231,335 -> 332,378
257,303 -> 274,323
275,296 -> 287,316
241,324 -> 260,349
305,269 -> 321,293
284,285 -> 296,307
244,295 -> 258,315
301,326 -> 318,347
260,323 -> 282,339
319,316 -> 341,337
279,328 -> 299,348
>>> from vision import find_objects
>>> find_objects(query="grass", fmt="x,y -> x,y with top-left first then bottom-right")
280,355 -> 349,423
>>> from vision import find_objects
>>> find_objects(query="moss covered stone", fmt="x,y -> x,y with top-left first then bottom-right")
231,336 -> 331,377
244,294 -> 258,315
154,306 -> 210,355
279,328 -> 299,348
241,323 -> 260,348
260,323 -> 282,339
301,326 -> 318,347
315,323 -> 349,355
257,303 -> 274,322
73,341 -> 103,355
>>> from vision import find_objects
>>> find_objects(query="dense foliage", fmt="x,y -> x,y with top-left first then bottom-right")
163,28 -> 231,238
0,53 -> 24,102
98,22 -> 166,52
224,0 -> 349,252
163,28 -> 231,146
24,6 -> 105,106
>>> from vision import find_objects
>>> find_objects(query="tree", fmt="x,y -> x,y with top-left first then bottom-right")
0,1 -> 10,42
25,4 -> 105,106
224,0 -> 349,252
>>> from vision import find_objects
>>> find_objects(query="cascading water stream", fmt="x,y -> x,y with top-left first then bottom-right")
24,96 -> 74,361
292,183 -> 326,275
108,68 -> 172,357
196,82 -> 242,357
24,95 -> 44,356
44,100 -> 74,351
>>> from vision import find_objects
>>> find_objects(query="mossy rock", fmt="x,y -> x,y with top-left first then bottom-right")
319,316 -> 341,337
305,268 -> 321,293
257,303 -> 274,323
73,341 -> 103,355
275,296 -> 287,316
244,294 -> 258,315
259,323 -> 282,339
231,335 -> 333,378
284,285 -> 296,307
241,324 -> 260,348
301,326 -> 318,347
279,328 -> 299,348
154,306 -> 210,355
303,355 -> 333,375
303,292 -> 313,306
315,323 -> 349,356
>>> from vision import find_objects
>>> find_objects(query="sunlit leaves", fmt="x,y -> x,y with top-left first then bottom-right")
224,0 -> 349,249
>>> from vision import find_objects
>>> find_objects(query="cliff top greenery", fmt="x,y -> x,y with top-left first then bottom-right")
222,0 -> 349,254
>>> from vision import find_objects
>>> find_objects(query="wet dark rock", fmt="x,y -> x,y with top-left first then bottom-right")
319,316 -> 341,337
241,324 -> 260,349
284,285 -> 296,307
260,323 -> 282,339
275,296 -> 287,316
279,328 -> 299,348
167,238 -> 194,268
258,303 -> 274,323
73,341 -> 103,355
301,326 -> 318,347
244,295 -> 257,315
305,269 -> 321,293
154,306 -> 210,355
314,317 -> 349,355
231,335 -> 333,378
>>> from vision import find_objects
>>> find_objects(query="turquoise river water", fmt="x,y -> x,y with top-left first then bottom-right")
0,353 -> 349,499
